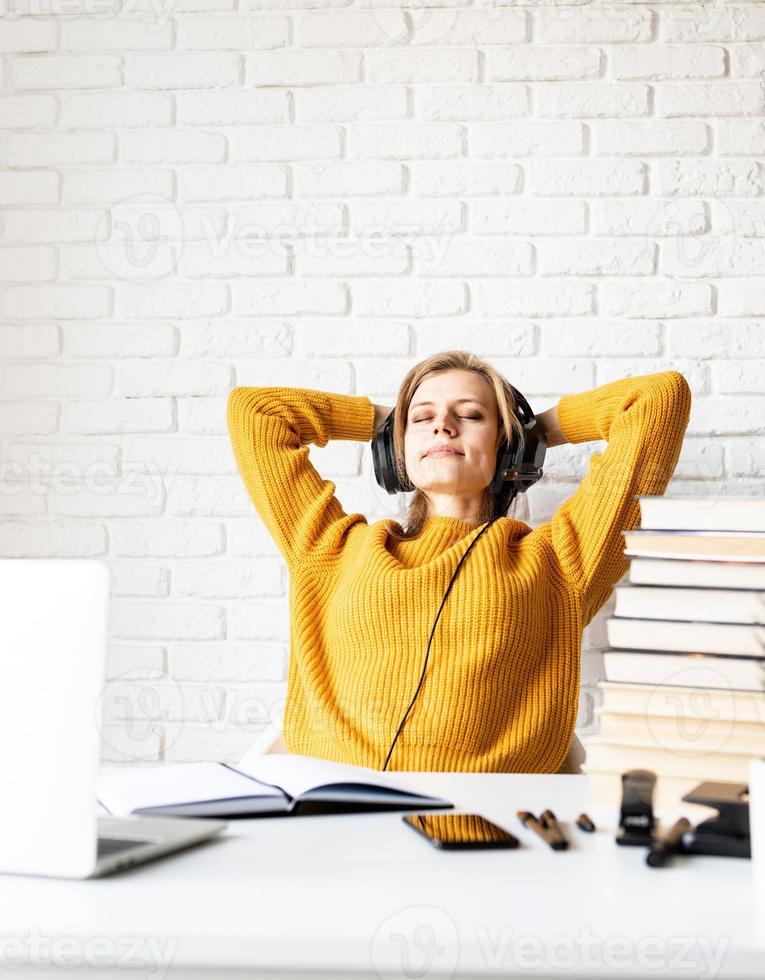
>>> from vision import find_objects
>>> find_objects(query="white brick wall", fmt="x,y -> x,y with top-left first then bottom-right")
1,0 -> 763,766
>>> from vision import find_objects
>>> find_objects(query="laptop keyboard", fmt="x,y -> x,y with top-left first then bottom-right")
97,836 -> 147,858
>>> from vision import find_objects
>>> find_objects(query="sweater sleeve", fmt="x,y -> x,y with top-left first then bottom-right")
547,370 -> 692,627
227,387 -> 377,570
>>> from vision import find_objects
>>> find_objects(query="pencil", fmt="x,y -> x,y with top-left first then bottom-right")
540,809 -> 569,850
517,811 -> 565,851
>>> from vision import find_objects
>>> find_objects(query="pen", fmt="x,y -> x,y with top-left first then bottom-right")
646,817 -> 691,868
576,813 -> 596,833
540,809 -> 569,850
517,811 -> 564,851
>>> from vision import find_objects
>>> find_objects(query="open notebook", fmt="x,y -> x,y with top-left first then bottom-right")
96,749 -> 453,819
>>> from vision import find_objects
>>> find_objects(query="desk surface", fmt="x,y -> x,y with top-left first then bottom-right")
0,773 -> 761,979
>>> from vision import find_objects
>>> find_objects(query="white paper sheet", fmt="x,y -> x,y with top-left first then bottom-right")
96,762 -> 282,816
235,749 -> 438,802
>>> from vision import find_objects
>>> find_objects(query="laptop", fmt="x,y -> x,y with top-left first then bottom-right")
0,558 -> 226,878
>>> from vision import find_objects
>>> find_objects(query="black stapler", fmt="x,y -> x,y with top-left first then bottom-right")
679,781 -> 750,859
615,769 -> 657,847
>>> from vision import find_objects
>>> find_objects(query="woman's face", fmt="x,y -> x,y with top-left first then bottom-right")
403,369 -> 500,501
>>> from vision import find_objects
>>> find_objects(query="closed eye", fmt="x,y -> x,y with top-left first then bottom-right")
414,415 -> 481,422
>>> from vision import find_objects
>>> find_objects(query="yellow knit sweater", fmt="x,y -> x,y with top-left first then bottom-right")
227,371 -> 691,773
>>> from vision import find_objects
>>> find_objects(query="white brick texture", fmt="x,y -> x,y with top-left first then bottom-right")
1,1 -> 763,762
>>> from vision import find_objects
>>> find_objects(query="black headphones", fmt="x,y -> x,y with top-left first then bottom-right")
370,382 -> 548,770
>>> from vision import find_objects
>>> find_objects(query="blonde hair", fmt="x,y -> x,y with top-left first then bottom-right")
387,350 -> 526,542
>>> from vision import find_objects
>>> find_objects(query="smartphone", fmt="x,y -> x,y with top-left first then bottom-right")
402,812 -> 520,850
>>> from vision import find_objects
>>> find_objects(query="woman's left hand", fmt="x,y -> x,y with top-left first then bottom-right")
536,404 -> 567,448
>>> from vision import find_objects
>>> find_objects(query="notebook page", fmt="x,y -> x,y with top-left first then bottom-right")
234,750 -> 436,802
97,762 -> 283,816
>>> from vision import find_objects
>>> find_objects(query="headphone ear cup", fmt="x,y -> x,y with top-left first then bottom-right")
493,483 -> 518,520
372,412 -> 414,494
489,438 -> 514,494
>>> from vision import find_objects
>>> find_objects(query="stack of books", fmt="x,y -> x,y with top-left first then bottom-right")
583,495 -> 765,812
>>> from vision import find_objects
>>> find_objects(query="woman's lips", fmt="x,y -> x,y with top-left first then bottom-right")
425,448 -> 461,457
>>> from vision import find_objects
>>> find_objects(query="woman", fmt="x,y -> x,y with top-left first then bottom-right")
227,350 -> 691,773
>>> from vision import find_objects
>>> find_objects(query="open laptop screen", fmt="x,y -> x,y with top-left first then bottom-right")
0,559 -> 109,877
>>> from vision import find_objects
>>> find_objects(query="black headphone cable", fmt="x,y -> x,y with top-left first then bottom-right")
380,512 -> 504,772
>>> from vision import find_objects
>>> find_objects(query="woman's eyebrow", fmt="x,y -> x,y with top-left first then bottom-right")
410,398 -> 486,409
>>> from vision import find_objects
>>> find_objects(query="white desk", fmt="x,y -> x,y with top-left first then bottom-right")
0,773 -> 762,979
